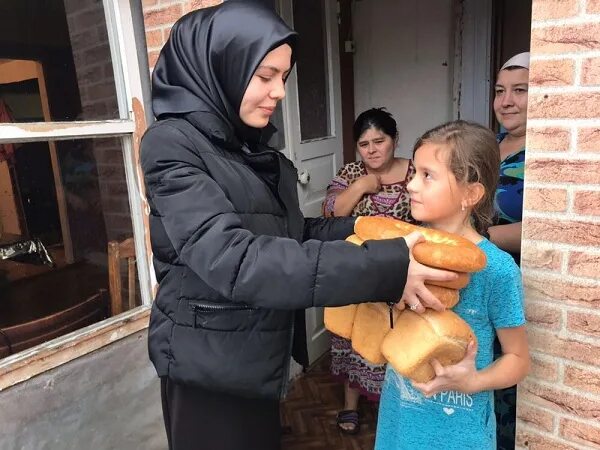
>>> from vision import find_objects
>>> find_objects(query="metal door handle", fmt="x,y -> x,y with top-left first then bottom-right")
298,170 -> 311,185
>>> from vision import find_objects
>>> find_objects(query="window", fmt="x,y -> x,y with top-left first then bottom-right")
0,0 -> 152,382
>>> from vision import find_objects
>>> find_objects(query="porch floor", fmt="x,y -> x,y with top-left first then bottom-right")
281,354 -> 378,450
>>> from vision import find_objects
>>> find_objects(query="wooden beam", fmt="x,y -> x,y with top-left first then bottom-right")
0,307 -> 150,391
0,120 -> 135,144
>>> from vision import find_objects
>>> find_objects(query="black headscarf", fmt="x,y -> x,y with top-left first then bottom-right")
151,0 -> 297,145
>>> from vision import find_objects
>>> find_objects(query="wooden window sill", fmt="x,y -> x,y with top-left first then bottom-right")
0,306 -> 150,391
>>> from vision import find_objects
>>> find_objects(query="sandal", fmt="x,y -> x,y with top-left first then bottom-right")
336,409 -> 360,435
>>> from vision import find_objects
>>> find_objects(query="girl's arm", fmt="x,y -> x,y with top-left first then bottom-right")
413,326 -> 530,396
471,326 -> 530,391
488,222 -> 522,254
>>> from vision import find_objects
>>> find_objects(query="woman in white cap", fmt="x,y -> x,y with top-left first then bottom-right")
490,51 -> 529,450
490,51 -> 529,264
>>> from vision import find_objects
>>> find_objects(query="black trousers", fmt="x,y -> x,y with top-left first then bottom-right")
160,378 -> 282,450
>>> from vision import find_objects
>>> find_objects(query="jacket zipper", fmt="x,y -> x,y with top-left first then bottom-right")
188,301 -> 256,312
188,301 -> 256,328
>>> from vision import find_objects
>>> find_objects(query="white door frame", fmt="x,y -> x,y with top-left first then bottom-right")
278,0 -> 344,365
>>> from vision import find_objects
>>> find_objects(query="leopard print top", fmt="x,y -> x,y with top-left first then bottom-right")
322,160 -> 416,222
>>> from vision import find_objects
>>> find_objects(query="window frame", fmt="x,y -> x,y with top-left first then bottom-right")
0,0 -> 154,390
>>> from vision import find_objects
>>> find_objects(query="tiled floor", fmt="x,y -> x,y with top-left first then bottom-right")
281,355 -> 378,450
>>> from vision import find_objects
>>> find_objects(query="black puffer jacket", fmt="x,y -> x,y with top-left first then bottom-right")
141,2 -> 411,400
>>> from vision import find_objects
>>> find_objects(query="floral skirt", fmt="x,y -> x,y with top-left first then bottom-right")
330,334 -> 385,401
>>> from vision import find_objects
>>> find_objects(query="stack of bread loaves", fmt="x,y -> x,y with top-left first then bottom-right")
324,216 -> 486,382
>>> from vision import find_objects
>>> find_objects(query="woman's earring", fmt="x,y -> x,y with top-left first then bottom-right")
461,204 -> 465,212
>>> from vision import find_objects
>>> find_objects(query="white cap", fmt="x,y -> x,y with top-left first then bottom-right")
500,52 -> 530,70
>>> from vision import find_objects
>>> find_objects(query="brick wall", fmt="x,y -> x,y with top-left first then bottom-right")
63,0 -> 133,244
143,0 -> 223,70
518,0 -> 600,448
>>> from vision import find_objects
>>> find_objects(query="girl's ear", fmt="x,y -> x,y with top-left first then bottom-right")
464,182 -> 485,209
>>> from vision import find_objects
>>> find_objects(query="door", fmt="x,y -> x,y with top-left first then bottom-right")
279,0 -> 344,364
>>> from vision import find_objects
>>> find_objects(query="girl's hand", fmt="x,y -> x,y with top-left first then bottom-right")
412,340 -> 479,397
358,174 -> 381,194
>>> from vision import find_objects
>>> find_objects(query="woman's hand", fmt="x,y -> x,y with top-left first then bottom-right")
412,340 -> 479,396
358,174 -> 381,194
399,231 -> 458,312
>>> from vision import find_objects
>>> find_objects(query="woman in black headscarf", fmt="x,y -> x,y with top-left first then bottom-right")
141,2 -> 456,449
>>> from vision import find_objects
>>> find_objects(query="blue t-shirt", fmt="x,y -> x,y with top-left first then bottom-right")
375,239 -> 525,450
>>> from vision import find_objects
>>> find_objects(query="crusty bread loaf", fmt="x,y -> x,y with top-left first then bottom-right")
324,304 -> 357,339
381,309 -> 476,383
345,234 -> 364,246
427,271 -> 470,290
424,284 -> 459,309
323,234 -> 363,338
350,302 -> 400,364
354,216 -> 486,273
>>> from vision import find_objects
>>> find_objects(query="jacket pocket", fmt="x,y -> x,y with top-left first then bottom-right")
188,300 -> 257,332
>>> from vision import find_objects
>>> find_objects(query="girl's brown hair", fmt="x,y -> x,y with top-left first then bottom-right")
412,120 -> 500,235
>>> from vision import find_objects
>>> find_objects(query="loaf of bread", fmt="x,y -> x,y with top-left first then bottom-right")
350,302 -> 401,364
324,304 -> 357,339
323,234 -> 363,339
381,309 -> 476,383
354,216 -> 486,273
425,284 -> 459,308
427,271 -> 470,290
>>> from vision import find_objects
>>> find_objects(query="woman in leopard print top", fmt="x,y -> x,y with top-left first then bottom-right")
323,108 -> 416,434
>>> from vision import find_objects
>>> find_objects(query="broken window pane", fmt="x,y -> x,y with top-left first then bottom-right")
0,137 -> 140,359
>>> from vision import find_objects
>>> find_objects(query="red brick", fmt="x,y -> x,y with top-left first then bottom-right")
582,57 -> 600,86
517,428 -> 587,450
529,92 -> 600,120
522,246 -> 563,271
163,26 -> 173,41
526,158 -> 600,184
145,29 -> 163,49
574,191 -> 600,216
526,302 -> 562,329
188,0 -> 222,10
588,0 -> 600,14
517,402 -> 555,431
564,365 -> 600,395
523,218 -> 600,247
69,9 -> 107,30
520,379 -> 600,419
528,328 -> 600,366
560,417 -> 600,447
524,188 -> 567,212
143,4 -> 182,29
567,311 -> 600,338
532,0 -> 579,20
524,273 -> 600,307
578,128 -> 600,153
148,51 -> 160,69
531,23 -> 600,55
527,127 -> 571,152
568,251 -> 600,278
104,197 -> 132,215
529,59 -> 575,86
530,354 -> 560,381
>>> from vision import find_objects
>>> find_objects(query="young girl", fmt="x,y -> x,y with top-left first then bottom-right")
375,120 -> 530,450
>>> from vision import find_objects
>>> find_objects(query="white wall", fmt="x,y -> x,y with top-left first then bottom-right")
352,0 -> 455,158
